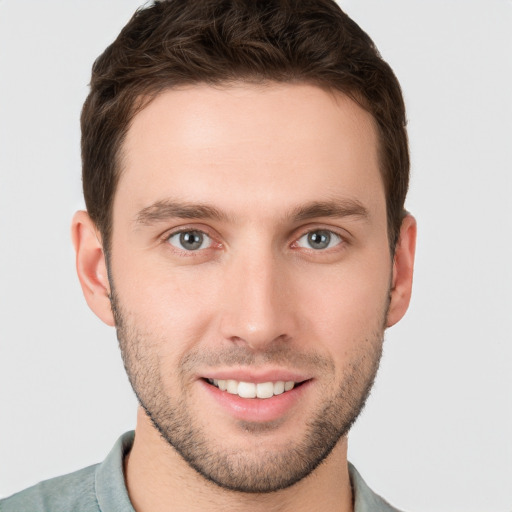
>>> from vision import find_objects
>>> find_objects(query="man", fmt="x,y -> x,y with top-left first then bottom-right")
0,0 -> 416,510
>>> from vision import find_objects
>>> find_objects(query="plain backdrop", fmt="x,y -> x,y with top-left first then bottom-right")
0,1 -> 511,510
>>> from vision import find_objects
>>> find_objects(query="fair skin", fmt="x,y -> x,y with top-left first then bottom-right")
72,83 -> 416,512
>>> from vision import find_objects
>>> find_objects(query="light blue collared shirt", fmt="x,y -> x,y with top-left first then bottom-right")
0,431 -> 403,512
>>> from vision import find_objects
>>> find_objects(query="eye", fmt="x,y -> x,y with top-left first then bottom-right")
167,230 -> 212,251
295,229 -> 342,250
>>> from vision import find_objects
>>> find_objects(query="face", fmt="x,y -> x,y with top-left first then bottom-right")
106,83 -> 396,492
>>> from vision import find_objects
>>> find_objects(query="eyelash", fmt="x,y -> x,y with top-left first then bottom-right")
292,229 -> 344,251
162,226 -> 347,255
164,228 -> 219,255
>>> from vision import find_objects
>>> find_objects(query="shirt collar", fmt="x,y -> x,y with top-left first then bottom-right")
95,431 -> 136,512
94,431 -> 400,512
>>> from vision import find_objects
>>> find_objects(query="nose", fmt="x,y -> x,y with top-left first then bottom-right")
219,244 -> 297,351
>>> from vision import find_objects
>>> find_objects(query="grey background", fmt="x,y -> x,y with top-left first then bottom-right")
0,1 -> 511,510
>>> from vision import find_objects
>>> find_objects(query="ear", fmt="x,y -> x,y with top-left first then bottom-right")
386,214 -> 417,328
71,211 -> 115,326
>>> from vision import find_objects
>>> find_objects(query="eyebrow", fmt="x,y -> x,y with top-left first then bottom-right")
135,197 -> 369,226
289,198 -> 369,223
135,200 -> 230,225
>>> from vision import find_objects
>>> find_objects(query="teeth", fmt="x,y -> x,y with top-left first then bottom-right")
274,381 -> 285,395
226,380 -> 238,394
256,382 -> 274,399
208,379 -> 297,399
284,381 -> 294,391
238,381 -> 257,398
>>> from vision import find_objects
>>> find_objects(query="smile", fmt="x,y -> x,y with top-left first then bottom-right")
206,378 -> 297,399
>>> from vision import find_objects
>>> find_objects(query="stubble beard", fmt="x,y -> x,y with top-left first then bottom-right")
110,289 -> 386,494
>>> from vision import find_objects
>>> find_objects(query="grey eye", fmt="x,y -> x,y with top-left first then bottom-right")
168,230 -> 211,251
297,230 -> 342,250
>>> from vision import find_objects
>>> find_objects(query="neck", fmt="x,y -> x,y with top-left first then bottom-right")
124,408 -> 353,512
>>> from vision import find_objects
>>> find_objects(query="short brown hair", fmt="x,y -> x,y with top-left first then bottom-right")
81,0 -> 409,253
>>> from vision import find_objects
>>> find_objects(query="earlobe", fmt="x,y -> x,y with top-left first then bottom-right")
386,214 -> 417,328
71,211 -> 115,327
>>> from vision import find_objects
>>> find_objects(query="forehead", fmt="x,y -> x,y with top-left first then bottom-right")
116,82 -> 384,222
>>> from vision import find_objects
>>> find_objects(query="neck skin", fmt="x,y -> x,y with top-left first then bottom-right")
124,407 -> 353,512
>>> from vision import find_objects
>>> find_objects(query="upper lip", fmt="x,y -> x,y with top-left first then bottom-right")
200,368 -> 312,384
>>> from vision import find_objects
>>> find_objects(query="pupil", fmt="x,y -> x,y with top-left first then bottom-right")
180,231 -> 203,250
308,231 -> 330,249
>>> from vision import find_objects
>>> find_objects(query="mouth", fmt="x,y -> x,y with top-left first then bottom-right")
205,378 -> 304,399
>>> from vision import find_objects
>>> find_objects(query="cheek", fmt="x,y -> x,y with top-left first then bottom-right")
112,256 -> 220,350
110,235 -> 391,360
296,260 -> 391,346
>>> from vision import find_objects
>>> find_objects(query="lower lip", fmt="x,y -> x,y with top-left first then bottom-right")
200,379 -> 311,423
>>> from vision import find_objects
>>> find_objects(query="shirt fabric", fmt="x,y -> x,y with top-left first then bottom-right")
0,431 -> 403,512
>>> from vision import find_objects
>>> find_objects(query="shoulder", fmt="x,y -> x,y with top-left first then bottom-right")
349,463 -> 405,512
0,464 -> 100,512
0,432 -> 135,512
